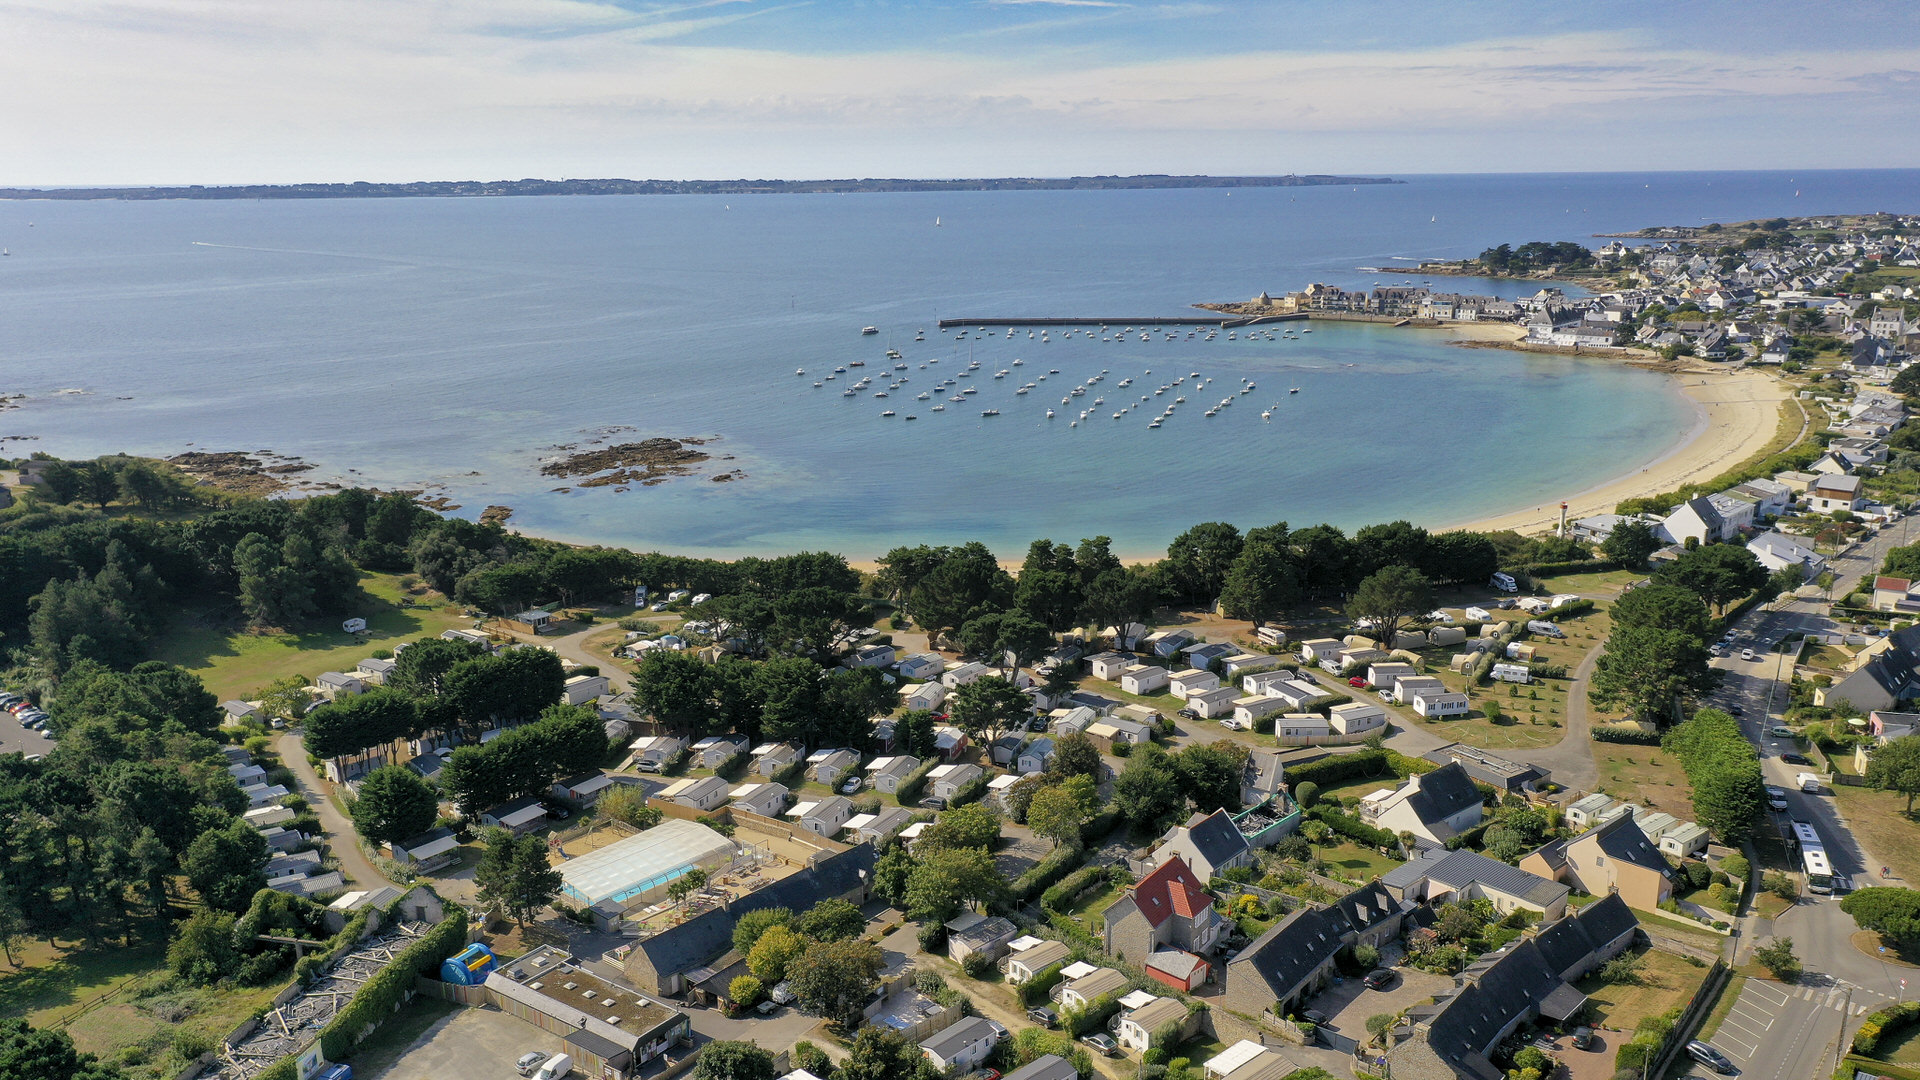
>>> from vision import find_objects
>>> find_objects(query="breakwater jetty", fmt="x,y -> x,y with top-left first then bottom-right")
936,313 -> 1304,329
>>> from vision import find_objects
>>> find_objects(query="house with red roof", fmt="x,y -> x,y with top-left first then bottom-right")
1102,855 -> 1228,966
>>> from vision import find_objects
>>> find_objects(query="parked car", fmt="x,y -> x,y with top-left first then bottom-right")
516,1051 -> 549,1077
756,999 -> 779,1015
1302,1010 -> 1332,1027
769,981 -> 795,1005
921,796 -> 947,811
1571,1027 -> 1596,1051
1741,649 -> 1756,662
1026,1006 -> 1058,1027
1081,1033 -> 1119,1057
1362,969 -> 1396,991
1028,717 -> 1051,732
984,1019 -> 1009,1042
1220,717 -> 1251,731
1176,708 -> 1200,720
1686,1041 -> 1735,1074
1781,753 -> 1813,767
1765,786 -> 1790,811
840,775 -> 864,795
1348,676 -> 1367,688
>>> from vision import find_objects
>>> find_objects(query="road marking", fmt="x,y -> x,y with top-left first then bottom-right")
1729,1007 -> 1774,1032
1746,982 -> 1790,1008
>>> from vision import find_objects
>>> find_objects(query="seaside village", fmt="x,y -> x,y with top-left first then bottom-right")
1255,218 -> 1920,366
12,223 -> 1920,1080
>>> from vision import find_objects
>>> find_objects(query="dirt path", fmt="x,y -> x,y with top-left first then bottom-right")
1496,634 -> 1607,790
277,732 -> 393,890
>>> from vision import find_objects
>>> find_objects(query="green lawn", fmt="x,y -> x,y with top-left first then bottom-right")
151,571 -> 472,701
1530,568 -> 1645,596
1590,743 -> 1693,815
1576,947 -> 1708,1032
1313,841 -> 1404,883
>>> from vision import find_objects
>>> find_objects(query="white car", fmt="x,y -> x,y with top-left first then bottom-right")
1740,649 -> 1755,661
1220,717 -> 1251,731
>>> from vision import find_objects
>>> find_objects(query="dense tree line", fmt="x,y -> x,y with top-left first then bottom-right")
439,704 -> 611,816
1476,241 -> 1594,273
629,649 -> 893,749
1662,707 -> 1765,841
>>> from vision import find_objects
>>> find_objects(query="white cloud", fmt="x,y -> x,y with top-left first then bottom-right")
0,1 -> 1913,182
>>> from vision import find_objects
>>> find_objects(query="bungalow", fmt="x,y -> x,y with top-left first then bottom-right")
1184,641 -> 1239,670
945,911 -> 1019,964
1103,854 -> 1229,963
1151,809 -> 1253,880
751,742 -> 801,776
552,771 -> 616,808
243,783 -> 292,807
1325,647 -> 1390,674
1086,652 -> 1136,681
1564,793 -> 1616,830
1381,848 -> 1569,920
1086,717 -> 1152,750
989,735 -> 1025,767
440,628 -> 494,649
1328,701 -> 1388,735
1367,662 -> 1418,689
845,643 -> 897,669
660,775 -> 731,812
1356,762 -> 1484,848
900,681 -> 947,711
509,609 -> 556,634
479,795 -> 549,836
1002,1057 -> 1077,1080
1187,687 -> 1241,719
1295,638 -> 1344,664
563,674 -> 610,705
921,1017 -> 999,1074
1169,669 -> 1221,698
1276,715 -> 1331,738
1658,822 -> 1711,859
896,652 -> 946,680
988,773 -> 1024,810
928,763 -> 984,800
787,796 -> 854,837
1221,653 -> 1283,680
1002,937 -> 1073,985
315,672 -> 365,698
846,806 -> 913,845
1241,669 -> 1296,696
1120,665 -> 1171,696
223,700 -> 261,723
1204,1042 -> 1293,1080
1058,964 -> 1130,1011
1116,995 -> 1193,1053
1017,737 -> 1057,775
354,657 -> 396,685
865,755 -> 922,793
1232,696 -> 1289,726
1520,815 -> 1672,911
943,661 -> 992,688
629,735 -> 686,772
1145,629 -> 1198,658
1265,679 -> 1335,712
1405,685 -> 1469,719
388,827 -> 460,873
245,805 -> 296,830
728,782 -> 789,819
1748,531 -> 1827,582
933,725 -> 969,760
808,748 -> 860,787
1049,706 -> 1098,735
691,735 -> 750,770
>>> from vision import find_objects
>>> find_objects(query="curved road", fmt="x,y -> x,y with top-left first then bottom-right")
276,732 -> 393,890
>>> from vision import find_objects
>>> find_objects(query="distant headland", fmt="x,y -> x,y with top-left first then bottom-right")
0,173 -> 1401,201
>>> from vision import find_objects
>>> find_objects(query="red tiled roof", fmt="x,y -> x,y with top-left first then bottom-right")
1876,577 -> 1912,592
1131,855 -> 1214,927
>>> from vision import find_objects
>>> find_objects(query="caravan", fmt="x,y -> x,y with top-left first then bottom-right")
1489,572 -> 1518,593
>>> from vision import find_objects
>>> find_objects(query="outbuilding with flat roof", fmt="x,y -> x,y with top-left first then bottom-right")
558,819 -> 738,910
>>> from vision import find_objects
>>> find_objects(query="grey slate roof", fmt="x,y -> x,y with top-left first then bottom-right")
1182,809 -> 1251,870
1404,762 -> 1483,825
629,842 -> 875,980
1586,816 -> 1670,875
1227,905 -> 1347,1001
921,1016 -> 995,1060
1384,849 -> 1568,908
1002,1054 -> 1079,1080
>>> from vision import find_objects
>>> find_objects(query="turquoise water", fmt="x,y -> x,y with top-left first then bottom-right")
1,170 -> 1914,558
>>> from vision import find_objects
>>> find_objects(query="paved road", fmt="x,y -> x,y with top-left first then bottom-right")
1682,978 -> 1856,1080
277,731 -> 393,890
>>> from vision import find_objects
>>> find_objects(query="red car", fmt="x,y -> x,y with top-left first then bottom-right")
1348,676 -> 1367,688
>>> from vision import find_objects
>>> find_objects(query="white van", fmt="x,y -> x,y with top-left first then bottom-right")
1490,572 -> 1518,593
1795,772 -> 1822,794
1526,620 -> 1565,638
533,1054 -> 573,1080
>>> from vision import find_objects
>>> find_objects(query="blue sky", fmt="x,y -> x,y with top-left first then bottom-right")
3,0 -> 1917,184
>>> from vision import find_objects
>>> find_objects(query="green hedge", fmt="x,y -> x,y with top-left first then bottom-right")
1386,750 -> 1436,776
1063,992 -> 1122,1037
317,903 -> 469,1061
1042,865 -> 1111,913
1542,599 -> 1598,621
1525,559 -> 1618,578
949,773 -> 990,809
1307,806 -> 1398,849
1591,725 -> 1662,745
1080,808 -> 1120,845
1018,961 -> 1070,1006
1009,845 -> 1089,906
1526,662 -> 1570,679
1854,1000 -> 1920,1056
894,759 -> 940,807
1285,749 -> 1389,788
1444,820 -> 1494,852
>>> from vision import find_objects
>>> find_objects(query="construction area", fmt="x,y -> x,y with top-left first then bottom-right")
207,920 -> 432,1080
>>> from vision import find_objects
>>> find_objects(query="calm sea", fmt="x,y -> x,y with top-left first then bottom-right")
2,170 -> 1915,560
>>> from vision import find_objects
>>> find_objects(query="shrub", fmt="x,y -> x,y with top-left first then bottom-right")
1294,782 -> 1320,809
949,772 -> 990,808
1764,871 -> 1797,900
894,759 -> 940,807
1018,962 -> 1069,1006
1354,943 -> 1379,969
1721,852 -> 1750,881
1589,724 -> 1663,744
1286,749 -> 1390,788
1307,805 -> 1398,849
729,974 -> 764,1006
1755,938 -> 1801,982
1042,865 -> 1110,912
1854,1001 -> 1920,1056
1008,845 -> 1088,907
1682,861 -> 1712,890
961,951 -> 995,979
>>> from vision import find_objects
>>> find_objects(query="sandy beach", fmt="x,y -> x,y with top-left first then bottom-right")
1450,363 -> 1794,536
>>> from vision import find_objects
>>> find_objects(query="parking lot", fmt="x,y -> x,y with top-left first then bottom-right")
0,709 -> 54,757
362,1004 -> 563,1080
1305,964 -> 1455,1051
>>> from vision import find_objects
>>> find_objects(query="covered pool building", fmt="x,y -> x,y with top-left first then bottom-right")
559,819 -> 739,911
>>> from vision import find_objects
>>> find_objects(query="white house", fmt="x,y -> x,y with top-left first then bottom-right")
943,661 -> 993,688
1366,662 -> 1418,689
1058,964 -> 1131,1012
1116,995 -> 1191,1054
1295,638 -> 1344,663
928,763 -> 984,799
1145,629 -> 1198,658
1183,642 -> 1238,670
865,755 -> 921,793
847,806 -> 913,845
751,742 -> 802,776
1120,665 -> 1171,696
1661,496 -> 1736,546
1265,679 -> 1335,712
1086,652 -> 1136,681
729,782 -> 789,818
660,775 -> 731,812
845,644 -> 897,669
691,735 -> 749,769
1748,531 -> 1827,582
1491,663 -> 1531,683
1221,653 -> 1282,680
920,1017 -> 999,1074
1809,473 -> 1865,513
1017,737 -> 1056,775
1049,705 -> 1098,735
354,657 -> 396,685
563,674 -> 610,705
1187,687 -> 1240,719
1328,701 -> 1388,735
1356,762 -> 1484,848
808,748 -> 861,787
1277,714 -> 1331,738
1168,668 -> 1220,698
315,672 -> 365,698
1232,696 -> 1289,725
896,652 -> 946,680
1411,688 -> 1471,718
900,681 -> 947,711
787,796 -> 854,837
1002,937 -> 1073,985
628,735 -> 686,772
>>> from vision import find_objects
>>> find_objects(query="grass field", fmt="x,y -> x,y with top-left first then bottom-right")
1392,607 -> 1610,750
1590,743 -> 1692,815
1313,841 -> 1405,883
1575,948 -> 1709,1032
1531,568 -> 1646,596
0,935 -> 288,1080
151,571 -> 473,702
1829,782 -> 1920,887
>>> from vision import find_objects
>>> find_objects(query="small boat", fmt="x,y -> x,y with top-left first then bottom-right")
881,410 -> 895,417
795,368 -> 805,376
981,409 -> 1000,417
1289,387 -> 1301,394
1148,420 -> 1162,429
843,389 -> 856,397
1046,409 -> 1055,418
917,392 -> 930,400
904,414 -> 917,420
915,332 -> 925,341
874,391 -> 888,398
886,349 -> 902,359
1049,369 -> 1059,374
1261,411 -> 1272,420
1069,421 -> 1078,428
834,366 -> 846,373
932,405 -> 945,412
1016,387 -> 1029,395
848,360 -> 865,367
1302,328 -> 1312,333
861,326 -> 878,335
1013,358 -> 1024,366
